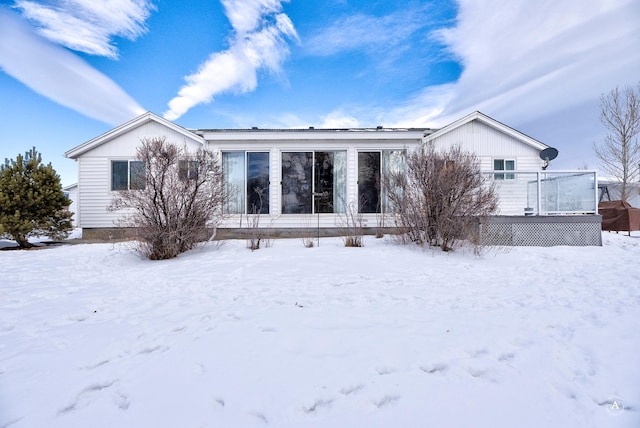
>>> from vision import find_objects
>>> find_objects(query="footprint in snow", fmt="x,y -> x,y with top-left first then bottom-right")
468,348 -> 489,358
58,380 -> 118,415
303,398 -> 333,414
249,411 -> 268,423
376,366 -> 396,375
420,363 -> 448,374
113,392 -> 130,410
83,359 -> 110,371
467,367 -> 500,383
340,384 -> 363,396
374,395 -> 400,408
498,352 -> 515,363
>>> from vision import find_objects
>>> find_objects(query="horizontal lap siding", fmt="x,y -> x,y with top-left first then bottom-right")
77,124 -> 203,228
78,157 -> 118,228
431,120 -> 545,215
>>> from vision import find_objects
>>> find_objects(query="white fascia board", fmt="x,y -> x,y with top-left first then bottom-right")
426,111 -> 549,151
199,130 -> 428,141
62,183 -> 78,191
65,112 -> 204,159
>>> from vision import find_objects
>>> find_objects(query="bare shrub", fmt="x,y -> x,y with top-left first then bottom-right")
301,215 -> 315,248
245,187 -> 270,251
337,199 -> 365,247
384,143 -> 498,251
245,211 -> 262,251
109,137 -> 225,260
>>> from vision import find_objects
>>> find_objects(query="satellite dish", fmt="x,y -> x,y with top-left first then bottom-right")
539,147 -> 558,170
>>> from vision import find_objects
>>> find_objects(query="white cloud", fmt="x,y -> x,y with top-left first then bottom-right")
392,0 -> 640,131
13,0 -> 154,58
0,9 -> 145,125
164,0 -> 298,121
320,111 -> 360,128
304,7 -> 430,57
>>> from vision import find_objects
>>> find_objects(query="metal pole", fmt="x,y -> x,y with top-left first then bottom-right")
537,172 -> 542,215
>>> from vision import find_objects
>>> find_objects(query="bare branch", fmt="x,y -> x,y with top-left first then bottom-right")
383,143 -> 498,252
595,82 -> 640,201
108,137 -> 226,260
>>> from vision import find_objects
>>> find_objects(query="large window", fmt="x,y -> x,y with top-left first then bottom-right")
111,160 -> 145,190
281,151 -> 347,214
358,150 -> 405,213
494,159 -> 515,180
223,152 -> 270,214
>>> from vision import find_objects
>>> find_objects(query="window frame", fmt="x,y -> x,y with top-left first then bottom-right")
111,160 -> 146,191
222,151 -> 270,215
357,149 -> 406,213
178,159 -> 199,181
280,150 -> 347,215
493,158 -> 515,180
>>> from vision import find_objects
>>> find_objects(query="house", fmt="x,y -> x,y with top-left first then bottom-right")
65,111 -> 601,246
62,183 -> 78,226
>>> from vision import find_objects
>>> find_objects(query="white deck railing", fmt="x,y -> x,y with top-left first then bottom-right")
481,170 -> 598,216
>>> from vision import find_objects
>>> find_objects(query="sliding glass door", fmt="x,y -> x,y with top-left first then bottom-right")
358,150 -> 405,213
281,151 -> 346,214
222,151 -> 270,214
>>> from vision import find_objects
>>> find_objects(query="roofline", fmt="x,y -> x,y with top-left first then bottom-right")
197,127 -> 434,141
195,127 -> 434,132
65,112 -> 205,159
425,111 -> 549,151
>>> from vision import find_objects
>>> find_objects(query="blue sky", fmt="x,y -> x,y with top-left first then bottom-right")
1,0 -> 639,186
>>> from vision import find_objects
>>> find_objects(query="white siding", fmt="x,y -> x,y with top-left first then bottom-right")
431,120 -> 544,170
429,120 -> 546,215
87,122 -> 202,157
72,116 -> 553,230
76,122 -> 203,228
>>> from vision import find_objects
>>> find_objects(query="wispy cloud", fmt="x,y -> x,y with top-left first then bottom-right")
13,0 -> 155,58
304,7 -> 430,57
389,0 -> 640,128
0,8 -> 145,125
163,0 -> 298,121
320,111 -> 360,128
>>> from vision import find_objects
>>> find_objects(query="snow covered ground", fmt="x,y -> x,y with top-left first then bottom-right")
1,232 -> 639,427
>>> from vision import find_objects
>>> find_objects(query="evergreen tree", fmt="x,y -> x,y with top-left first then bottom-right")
0,147 -> 73,248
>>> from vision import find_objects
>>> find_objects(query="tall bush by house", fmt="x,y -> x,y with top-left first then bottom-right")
109,137 -> 226,260
0,147 -> 73,248
384,143 -> 498,251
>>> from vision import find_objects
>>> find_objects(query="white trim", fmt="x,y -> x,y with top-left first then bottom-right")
65,112 -> 205,159
425,111 -> 548,152
199,129 -> 427,141
493,158 -> 516,180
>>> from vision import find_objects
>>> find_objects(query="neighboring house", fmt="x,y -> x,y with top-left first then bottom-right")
65,111 -> 601,245
62,183 -> 77,227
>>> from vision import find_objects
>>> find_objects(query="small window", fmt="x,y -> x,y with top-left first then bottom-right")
178,160 -> 199,181
111,160 -> 146,190
494,159 -> 515,180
